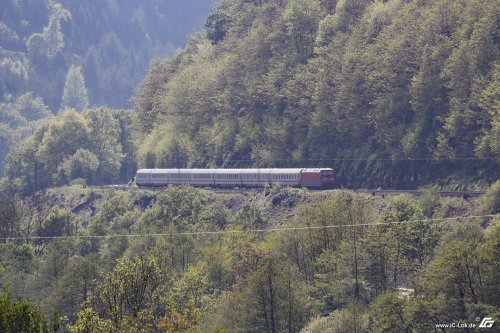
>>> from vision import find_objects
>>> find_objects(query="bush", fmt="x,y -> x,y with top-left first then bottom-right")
478,181 -> 500,215
419,186 -> 441,217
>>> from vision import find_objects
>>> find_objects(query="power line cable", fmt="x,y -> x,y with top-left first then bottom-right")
144,157 -> 497,164
1,214 -> 496,242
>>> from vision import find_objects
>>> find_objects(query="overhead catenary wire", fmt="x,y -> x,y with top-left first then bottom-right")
140,156 -> 497,164
1,214 -> 497,242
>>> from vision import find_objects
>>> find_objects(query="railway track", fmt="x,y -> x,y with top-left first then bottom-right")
351,189 -> 485,198
92,185 -> 486,198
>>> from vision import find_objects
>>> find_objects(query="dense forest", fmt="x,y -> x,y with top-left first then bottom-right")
133,0 -> 499,189
0,0 -> 217,108
0,0 -> 499,332
0,0 -> 217,178
2,0 -> 498,191
0,183 -> 499,332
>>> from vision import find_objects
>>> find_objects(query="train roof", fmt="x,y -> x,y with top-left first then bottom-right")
136,168 -> 305,174
302,168 -> 333,172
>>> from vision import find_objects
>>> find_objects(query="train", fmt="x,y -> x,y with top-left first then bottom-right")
135,168 -> 335,188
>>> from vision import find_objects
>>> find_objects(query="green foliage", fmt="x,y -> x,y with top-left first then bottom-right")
478,180 -> 500,215
284,0 -> 321,62
60,66 -> 89,112
171,261 -> 212,310
141,186 -> 207,231
199,203 -> 231,230
138,122 -> 191,168
4,0 -> 218,111
158,298 -> 201,333
234,204 -> 268,230
26,2 -> 71,60
5,107 -> 135,192
57,149 -> 99,185
369,291 -> 412,333
363,196 -> 436,292
0,92 -> 52,178
0,287 -> 52,333
216,254 -> 312,333
133,0 -> 498,187
300,303 -> 369,333
419,186 -> 441,217
1,184 -> 498,332
205,5 -> 232,45
36,110 -> 90,179
67,307 -> 112,333
65,254 -> 162,332
413,221 -> 499,325
84,108 -> 124,182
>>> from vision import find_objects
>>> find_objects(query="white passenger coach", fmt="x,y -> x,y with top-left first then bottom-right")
136,168 -> 303,187
135,168 -> 335,188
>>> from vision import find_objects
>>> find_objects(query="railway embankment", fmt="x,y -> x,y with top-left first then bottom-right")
35,184 -> 490,229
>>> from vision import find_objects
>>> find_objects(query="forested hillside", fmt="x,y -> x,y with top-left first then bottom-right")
0,184 -> 499,332
3,0 -> 498,191
134,0 -> 499,189
0,0 -> 217,178
0,1 -> 499,331
1,0 -> 218,108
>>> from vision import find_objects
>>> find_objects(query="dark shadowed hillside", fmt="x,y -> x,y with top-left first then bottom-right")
0,0 -> 219,109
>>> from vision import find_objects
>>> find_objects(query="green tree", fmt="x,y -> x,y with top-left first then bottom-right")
36,110 -> 90,182
369,291 -> 412,333
477,180 -> 500,215
141,186 -> 207,231
26,2 -> 71,60
67,308 -> 112,333
15,92 -> 52,122
0,287 -> 53,333
78,254 -> 162,328
61,65 -> 89,112
301,303 -> 369,333
283,0 -> 321,63
52,254 -> 101,321
234,204 -> 268,231
158,298 -> 200,333
57,149 -> 99,185
417,223 -> 494,324
218,254 -> 311,333
5,135 -> 46,193
205,5 -> 232,45
84,108 -> 123,183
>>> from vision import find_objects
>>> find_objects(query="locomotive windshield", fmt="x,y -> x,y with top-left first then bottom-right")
322,171 -> 334,177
